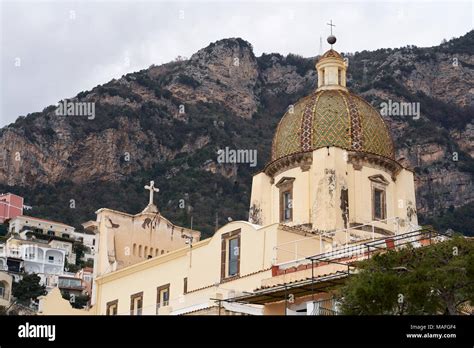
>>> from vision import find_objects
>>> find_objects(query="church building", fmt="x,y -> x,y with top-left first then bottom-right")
39,33 -> 421,316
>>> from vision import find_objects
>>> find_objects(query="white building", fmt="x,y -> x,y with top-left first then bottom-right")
5,237 -> 65,288
49,239 -> 75,265
78,221 -> 99,261
9,215 -> 75,239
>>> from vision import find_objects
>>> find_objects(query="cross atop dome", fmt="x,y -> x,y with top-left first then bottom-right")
326,20 -> 337,47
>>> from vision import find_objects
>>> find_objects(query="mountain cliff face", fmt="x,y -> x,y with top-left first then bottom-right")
0,33 -> 473,237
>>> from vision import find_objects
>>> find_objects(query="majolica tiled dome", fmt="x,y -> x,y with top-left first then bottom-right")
271,53 -> 395,162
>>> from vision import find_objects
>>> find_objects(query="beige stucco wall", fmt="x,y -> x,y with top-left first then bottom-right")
93,208 -> 200,278
38,287 -> 92,315
250,172 -> 272,225
89,220 -> 331,316
91,208 -> 200,306
93,221 -> 278,315
275,228 -> 329,264
250,147 -> 418,235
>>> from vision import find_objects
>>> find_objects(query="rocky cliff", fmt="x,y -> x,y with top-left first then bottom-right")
0,33 -> 472,237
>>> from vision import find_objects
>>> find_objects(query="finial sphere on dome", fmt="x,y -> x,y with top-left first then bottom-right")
327,35 -> 336,45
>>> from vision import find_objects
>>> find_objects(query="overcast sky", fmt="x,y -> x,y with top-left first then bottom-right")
0,0 -> 472,127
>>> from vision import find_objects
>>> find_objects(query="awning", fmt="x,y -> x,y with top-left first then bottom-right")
228,271 -> 348,305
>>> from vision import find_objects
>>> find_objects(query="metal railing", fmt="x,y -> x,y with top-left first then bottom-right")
273,217 -> 410,264
309,298 -> 339,316
274,226 -> 448,272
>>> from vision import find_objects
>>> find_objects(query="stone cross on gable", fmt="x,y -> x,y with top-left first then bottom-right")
144,180 -> 159,206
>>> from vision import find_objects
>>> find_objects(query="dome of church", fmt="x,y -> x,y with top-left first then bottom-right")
270,48 -> 395,162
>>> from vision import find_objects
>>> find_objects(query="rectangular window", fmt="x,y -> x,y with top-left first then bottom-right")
156,284 -> 170,314
183,277 -> 188,295
106,300 -> 118,315
277,178 -> 294,223
283,192 -> 292,221
228,238 -> 239,277
220,229 -> 241,280
373,188 -> 386,220
130,292 -> 143,315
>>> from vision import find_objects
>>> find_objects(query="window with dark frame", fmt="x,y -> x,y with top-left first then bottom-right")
156,284 -> 170,314
276,177 -> 294,223
130,292 -> 143,315
106,299 -> 118,315
220,229 -> 241,281
283,191 -> 292,221
369,175 -> 389,222
228,238 -> 239,277
369,174 -> 389,220
373,188 -> 385,220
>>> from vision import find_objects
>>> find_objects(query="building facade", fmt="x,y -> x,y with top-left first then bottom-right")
5,237 -> 66,288
75,223 -> 98,261
0,193 -> 23,223
39,40 -> 423,316
9,215 -> 75,239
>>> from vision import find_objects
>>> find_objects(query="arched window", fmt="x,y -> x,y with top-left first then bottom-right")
149,247 -> 154,257
133,243 -> 136,256
144,246 -> 148,258
155,249 -> 159,256
138,245 -> 142,257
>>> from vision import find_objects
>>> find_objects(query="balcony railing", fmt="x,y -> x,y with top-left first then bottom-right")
308,298 -> 339,316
